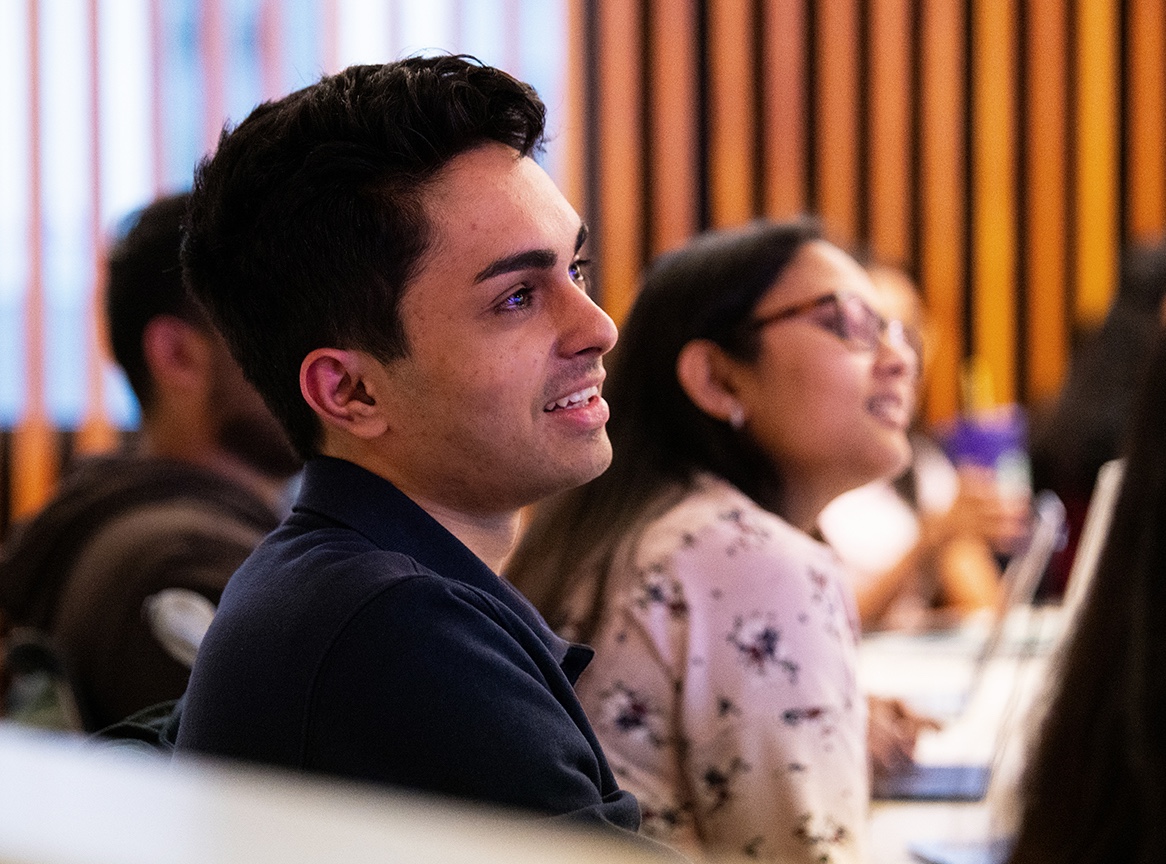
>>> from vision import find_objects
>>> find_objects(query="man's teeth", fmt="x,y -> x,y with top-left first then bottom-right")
546,386 -> 598,411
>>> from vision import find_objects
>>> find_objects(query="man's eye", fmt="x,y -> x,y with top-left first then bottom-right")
568,258 -> 591,287
499,286 -> 534,311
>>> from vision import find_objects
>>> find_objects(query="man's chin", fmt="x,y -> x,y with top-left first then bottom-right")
552,441 -> 614,495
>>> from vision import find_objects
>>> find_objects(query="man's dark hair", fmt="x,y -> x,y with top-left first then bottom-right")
106,192 -> 201,412
182,55 -> 547,459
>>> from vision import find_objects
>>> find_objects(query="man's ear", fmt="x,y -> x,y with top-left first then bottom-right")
300,348 -> 389,440
675,339 -> 745,425
141,315 -> 212,395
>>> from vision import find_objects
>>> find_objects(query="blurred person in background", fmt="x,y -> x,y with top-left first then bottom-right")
1007,327 -> 1166,864
1029,241 -> 1166,598
0,193 -> 300,731
509,220 -> 934,863
818,265 -> 1027,631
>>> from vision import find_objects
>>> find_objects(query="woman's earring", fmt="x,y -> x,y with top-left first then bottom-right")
729,404 -> 746,430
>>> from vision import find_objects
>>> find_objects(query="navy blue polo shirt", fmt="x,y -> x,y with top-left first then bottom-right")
177,456 -> 639,831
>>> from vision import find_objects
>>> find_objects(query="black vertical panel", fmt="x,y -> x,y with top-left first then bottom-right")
804,0 -> 818,216
909,0 -> 924,283
583,0 -> 603,302
696,0 -> 711,231
856,0 -> 871,247
641,0 -> 656,265
0,429 -> 10,543
751,0 -> 766,216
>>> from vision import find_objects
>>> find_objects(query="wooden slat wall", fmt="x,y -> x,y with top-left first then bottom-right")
814,0 -> 860,244
971,0 -> 1018,407
648,0 -> 699,253
1025,0 -> 1069,405
574,0 -> 1166,427
708,0 -> 756,228
762,0 -> 808,219
1127,0 -> 1166,242
7,3 -> 1166,539
867,0 -> 912,265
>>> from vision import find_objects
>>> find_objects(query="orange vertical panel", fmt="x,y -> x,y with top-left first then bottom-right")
648,0 -> 698,254
13,0 -> 58,519
1126,0 -> 1166,241
201,0 -> 227,156
77,0 -> 116,456
815,0 -> 860,243
763,0 -> 806,218
918,0 -> 965,424
1025,0 -> 1068,404
1075,0 -> 1118,326
868,0 -> 912,264
971,0 -> 1017,407
560,0 -> 587,212
708,0 -> 755,228
596,0 -> 644,325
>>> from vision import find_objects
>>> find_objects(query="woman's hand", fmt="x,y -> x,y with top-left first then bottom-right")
945,465 -> 1031,555
867,695 -> 941,778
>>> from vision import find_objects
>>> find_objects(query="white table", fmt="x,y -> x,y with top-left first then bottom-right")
860,606 -> 1065,864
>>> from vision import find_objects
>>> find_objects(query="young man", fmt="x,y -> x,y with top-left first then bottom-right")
175,57 -> 637,831
0,194 -> 300,731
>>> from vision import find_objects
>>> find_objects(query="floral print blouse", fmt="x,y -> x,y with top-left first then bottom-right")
569,474 -> 867,863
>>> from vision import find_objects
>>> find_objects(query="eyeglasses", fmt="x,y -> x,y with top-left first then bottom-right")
747,291 -> 922,362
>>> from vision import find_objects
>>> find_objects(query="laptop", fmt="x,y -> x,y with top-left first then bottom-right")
871,490 -> 1066,802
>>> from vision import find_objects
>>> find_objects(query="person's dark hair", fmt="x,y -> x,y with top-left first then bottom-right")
1031,242 -> 1166,498
182,55 -> 546,458
1008,330 -> 1166,864
106,192 -> 202,412
507,218 -> 821,638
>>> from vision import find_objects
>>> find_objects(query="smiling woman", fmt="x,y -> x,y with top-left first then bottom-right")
507,219 -> 920,863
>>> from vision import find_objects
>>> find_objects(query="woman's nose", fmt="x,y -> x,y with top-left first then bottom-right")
877,320 -> 920,378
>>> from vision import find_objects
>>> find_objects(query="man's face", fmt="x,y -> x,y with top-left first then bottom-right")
371,142 -> 618,516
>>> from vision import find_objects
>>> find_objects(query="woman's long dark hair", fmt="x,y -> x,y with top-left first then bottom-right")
507,218 -> 820,639
1008,329 -> 1166,864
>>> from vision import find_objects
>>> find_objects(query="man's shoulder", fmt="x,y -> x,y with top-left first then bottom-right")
222,517 -> 509,631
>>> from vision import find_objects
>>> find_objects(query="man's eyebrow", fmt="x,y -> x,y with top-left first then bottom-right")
473,249 -> 557,284
471,223 -> 589,285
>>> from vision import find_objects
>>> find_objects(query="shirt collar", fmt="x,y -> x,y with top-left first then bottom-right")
293,456 -> 591,677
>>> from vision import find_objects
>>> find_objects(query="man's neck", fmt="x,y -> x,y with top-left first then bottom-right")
400,493 -> 521,573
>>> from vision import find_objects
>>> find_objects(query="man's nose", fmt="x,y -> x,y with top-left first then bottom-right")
558,284 -> 618,358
